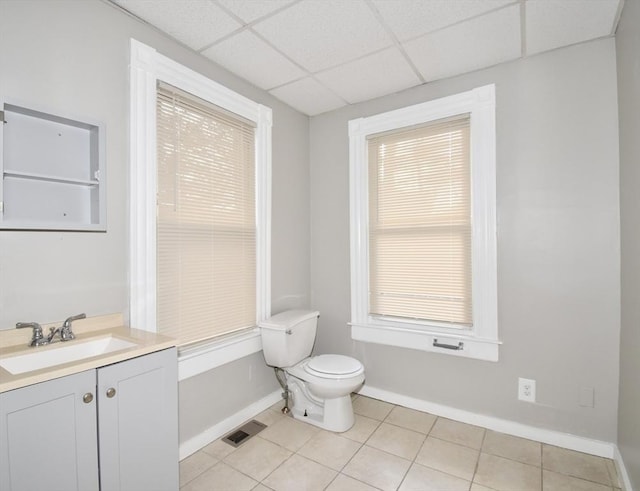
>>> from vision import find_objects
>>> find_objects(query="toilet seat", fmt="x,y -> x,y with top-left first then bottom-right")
304,355 -> 363,379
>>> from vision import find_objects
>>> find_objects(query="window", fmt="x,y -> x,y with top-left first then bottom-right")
349,85 -> 498,361
156,84 -> 257,345
368,115 -> 472,326
129,40 -> 271,375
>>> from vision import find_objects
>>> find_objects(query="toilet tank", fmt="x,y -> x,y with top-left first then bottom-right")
259,310 -> 319,367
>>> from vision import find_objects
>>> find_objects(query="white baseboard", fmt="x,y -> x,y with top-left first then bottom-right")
178,384 -> 634,490
179,389 -> 282,460
614,445 -> 634,491
358,385 -> 616,459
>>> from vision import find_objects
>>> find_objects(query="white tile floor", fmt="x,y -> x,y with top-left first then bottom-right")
180,395 -> 622,491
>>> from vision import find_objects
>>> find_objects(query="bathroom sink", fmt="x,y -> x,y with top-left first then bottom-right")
0,336 -> 138,375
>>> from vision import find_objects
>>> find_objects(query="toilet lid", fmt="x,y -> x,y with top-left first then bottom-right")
306,355 -> 363,376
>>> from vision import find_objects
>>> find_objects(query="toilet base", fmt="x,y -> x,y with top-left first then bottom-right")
286,377 -> 355,432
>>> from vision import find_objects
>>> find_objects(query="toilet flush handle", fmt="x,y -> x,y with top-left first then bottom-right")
285,329 -> 292,335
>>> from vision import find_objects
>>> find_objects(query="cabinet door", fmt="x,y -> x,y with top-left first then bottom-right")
97,348 -> 178,491
0,370 -> 99,491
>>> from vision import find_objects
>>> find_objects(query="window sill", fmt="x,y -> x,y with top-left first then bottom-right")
350,322 -> 500,362
177,328 -> 263,381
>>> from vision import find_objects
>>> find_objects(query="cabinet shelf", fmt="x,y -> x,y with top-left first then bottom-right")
0,101 -> 106,231
3,169 -> 99,187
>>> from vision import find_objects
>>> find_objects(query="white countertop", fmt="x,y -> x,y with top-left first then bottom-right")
0,314 -> 176,393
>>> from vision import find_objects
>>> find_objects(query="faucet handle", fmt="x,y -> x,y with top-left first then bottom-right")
60,313 -> 85,341
16,322 -> 46,347
16,321 -> 42,332
63,313 -> 86,328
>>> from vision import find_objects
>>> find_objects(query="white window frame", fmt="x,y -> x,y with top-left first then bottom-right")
349,84 -> 499,361
128,39 -> 272,379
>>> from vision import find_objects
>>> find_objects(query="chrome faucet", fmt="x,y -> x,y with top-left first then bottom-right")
15,313 -> 86,347
46,326 -> 61,344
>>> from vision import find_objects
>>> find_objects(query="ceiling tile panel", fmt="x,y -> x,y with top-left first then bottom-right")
269,77 -> 346,116
252,0 -> 393,72
316,48 -> 421,104
404,4 -> 521,83
202,30 -> 306,90
217,0 -> 297,24
113,0 -> 241,50
111,0 -> 621,116
526,0 -> 620,56
372,0 -> 515,41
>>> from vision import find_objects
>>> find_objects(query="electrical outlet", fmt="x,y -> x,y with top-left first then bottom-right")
518,378 -> 536,402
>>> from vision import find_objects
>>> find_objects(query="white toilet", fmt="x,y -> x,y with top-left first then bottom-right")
260,310 -> 365,432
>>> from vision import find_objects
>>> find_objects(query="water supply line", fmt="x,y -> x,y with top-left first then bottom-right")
274,367 -> 291,414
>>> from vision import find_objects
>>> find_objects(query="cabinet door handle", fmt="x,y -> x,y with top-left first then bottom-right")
83,392 -> 94,404
106,387 -> 116,398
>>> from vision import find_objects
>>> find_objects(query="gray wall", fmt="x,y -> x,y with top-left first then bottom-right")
0,0 -> 307,446
179,351 -> 279,445
616,0 -> 640,486
310,38 -> 621,442
0,0 -> 629,456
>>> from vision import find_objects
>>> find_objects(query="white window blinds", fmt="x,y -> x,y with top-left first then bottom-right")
156,83 -> 257,346
367,115 -> 472,327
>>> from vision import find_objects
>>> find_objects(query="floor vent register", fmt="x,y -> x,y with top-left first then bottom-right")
221,420 -> 267,448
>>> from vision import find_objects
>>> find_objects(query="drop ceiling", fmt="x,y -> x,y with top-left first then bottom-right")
110,0 -> 622,116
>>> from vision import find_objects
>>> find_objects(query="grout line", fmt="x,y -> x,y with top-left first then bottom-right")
396,461 -> 413,490
381,418 -> 432,436
224,461 -> 263,489
336,439 -> 366,485
470,428 -> 488,487
178,450 -> 218,488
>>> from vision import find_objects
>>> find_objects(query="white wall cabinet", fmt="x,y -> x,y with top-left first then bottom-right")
0,348 -> 178,491
0,102 -> 106,231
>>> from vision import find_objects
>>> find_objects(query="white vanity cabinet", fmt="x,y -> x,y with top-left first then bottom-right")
0,348 -> 178,491
97,347 -> 178,491
0,369 -> 99,491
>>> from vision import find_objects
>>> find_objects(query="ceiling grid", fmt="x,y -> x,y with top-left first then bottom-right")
111,0 -> 622,116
